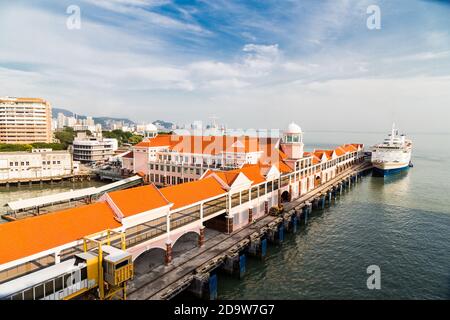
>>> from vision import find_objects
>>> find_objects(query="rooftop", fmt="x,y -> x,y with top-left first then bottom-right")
0,202 -> 120,265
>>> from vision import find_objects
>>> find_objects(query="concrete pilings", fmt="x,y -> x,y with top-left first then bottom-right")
320,195 -> 326,209
188,273 -> 217,300
303,202 -> 312,225
248,238 -> 267,260
222,253 -> 246,279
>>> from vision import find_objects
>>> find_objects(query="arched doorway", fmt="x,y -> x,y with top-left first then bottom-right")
172,231 -> 200,259
281,190 -> 290,203
315,175 -> 321,187
134,247 -> 166,276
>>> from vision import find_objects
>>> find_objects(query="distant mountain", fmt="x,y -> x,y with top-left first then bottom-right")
153,120 -> 174,130
52,107 -> 136,127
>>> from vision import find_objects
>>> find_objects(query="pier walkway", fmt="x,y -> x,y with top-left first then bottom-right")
2,175 -> 143,221
128,162 -> 372,300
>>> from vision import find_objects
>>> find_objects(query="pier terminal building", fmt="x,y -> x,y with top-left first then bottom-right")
0,123 -> 364,300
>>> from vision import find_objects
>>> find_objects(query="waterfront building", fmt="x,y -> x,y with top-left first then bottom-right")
72,135 -> 118,163
0,97 -> 52,144
0,132 -> 364,296
124,123 -> 322,187
0,148 -> 79,183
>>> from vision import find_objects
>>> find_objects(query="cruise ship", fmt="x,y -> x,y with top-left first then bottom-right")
371,124 -> 413,177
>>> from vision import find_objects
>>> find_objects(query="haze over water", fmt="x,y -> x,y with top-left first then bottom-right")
218,131 -> 450,299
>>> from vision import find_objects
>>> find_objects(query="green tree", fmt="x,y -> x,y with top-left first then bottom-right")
54,127 -> 76,149
128,135 -> 143,145
0,144 -> 32,152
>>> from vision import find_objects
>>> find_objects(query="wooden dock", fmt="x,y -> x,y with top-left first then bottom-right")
127,162 -> 372,300
0,172 -> 94,186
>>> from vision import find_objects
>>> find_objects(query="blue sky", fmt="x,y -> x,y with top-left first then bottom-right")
1,0 -> 450,132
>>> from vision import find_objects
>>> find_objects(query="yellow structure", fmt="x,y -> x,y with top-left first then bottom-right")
80,230 -> 133,300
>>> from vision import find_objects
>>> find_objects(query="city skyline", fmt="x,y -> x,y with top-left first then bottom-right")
1,0 -> 450,133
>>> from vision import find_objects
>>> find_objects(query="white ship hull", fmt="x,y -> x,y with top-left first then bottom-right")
371,124 -> 412,177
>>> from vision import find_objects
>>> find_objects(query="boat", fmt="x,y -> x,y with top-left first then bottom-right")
371,124 -> 413,177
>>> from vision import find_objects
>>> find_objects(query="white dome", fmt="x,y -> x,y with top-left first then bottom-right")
145,123 -> 158,132
286,122 -> 302,134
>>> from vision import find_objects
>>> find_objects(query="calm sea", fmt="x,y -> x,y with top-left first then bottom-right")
217,131 -> 450,299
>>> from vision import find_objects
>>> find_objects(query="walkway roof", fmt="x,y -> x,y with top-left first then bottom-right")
6,175 -> 142,211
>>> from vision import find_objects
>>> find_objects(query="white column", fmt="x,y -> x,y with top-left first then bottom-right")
166,213 -> 171,243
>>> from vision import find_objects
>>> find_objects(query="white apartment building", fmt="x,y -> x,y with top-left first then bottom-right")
0,149 -> 79,183
72,136 -> 118,163
0,97 -> 52,144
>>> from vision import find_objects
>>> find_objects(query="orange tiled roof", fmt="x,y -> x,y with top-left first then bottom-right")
0,202 -> 120,265
160,177 -> 227,210
238,164 -> 267,184
134,134 -> 172,148
205,164 -> 267,186
135,134 -> 275,155
211,171 -> 240,185
108,184 -> 170,217
334,147 -> 346,156
336,144 -> 358,153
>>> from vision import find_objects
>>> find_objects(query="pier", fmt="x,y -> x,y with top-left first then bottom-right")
0,172 -> 93,187
0,139 -> 367,301
1,175 -> 144,221
127,162 -> 372,300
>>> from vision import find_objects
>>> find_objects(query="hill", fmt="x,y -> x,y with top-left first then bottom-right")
52,107 -> 136,127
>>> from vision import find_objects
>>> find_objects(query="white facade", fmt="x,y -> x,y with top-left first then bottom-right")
72,137 -> 117,163
0,149 -> 79,182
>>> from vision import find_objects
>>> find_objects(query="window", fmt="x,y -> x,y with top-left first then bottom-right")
259,184 -> 266,196
23,288 -> 33,300
267,181 -> 273,193
203,195 -> 227,217
45,280 -> 55,296
55,277 -> 63,292
34,284 -> 44,299
115,259 -> 129,270
231,193 -> 241,207
241,189 -> 249,203
251,187 -> 258,199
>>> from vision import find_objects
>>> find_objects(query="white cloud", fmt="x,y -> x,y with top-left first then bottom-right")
1,0 -> 450,132
83,0 -> 208,33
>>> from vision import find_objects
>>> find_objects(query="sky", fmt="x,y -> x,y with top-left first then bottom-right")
1,0 -> 450,133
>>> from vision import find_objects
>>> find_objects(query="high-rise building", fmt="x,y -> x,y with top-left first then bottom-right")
0,97 -> 52,144
56,112 -> 65,129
